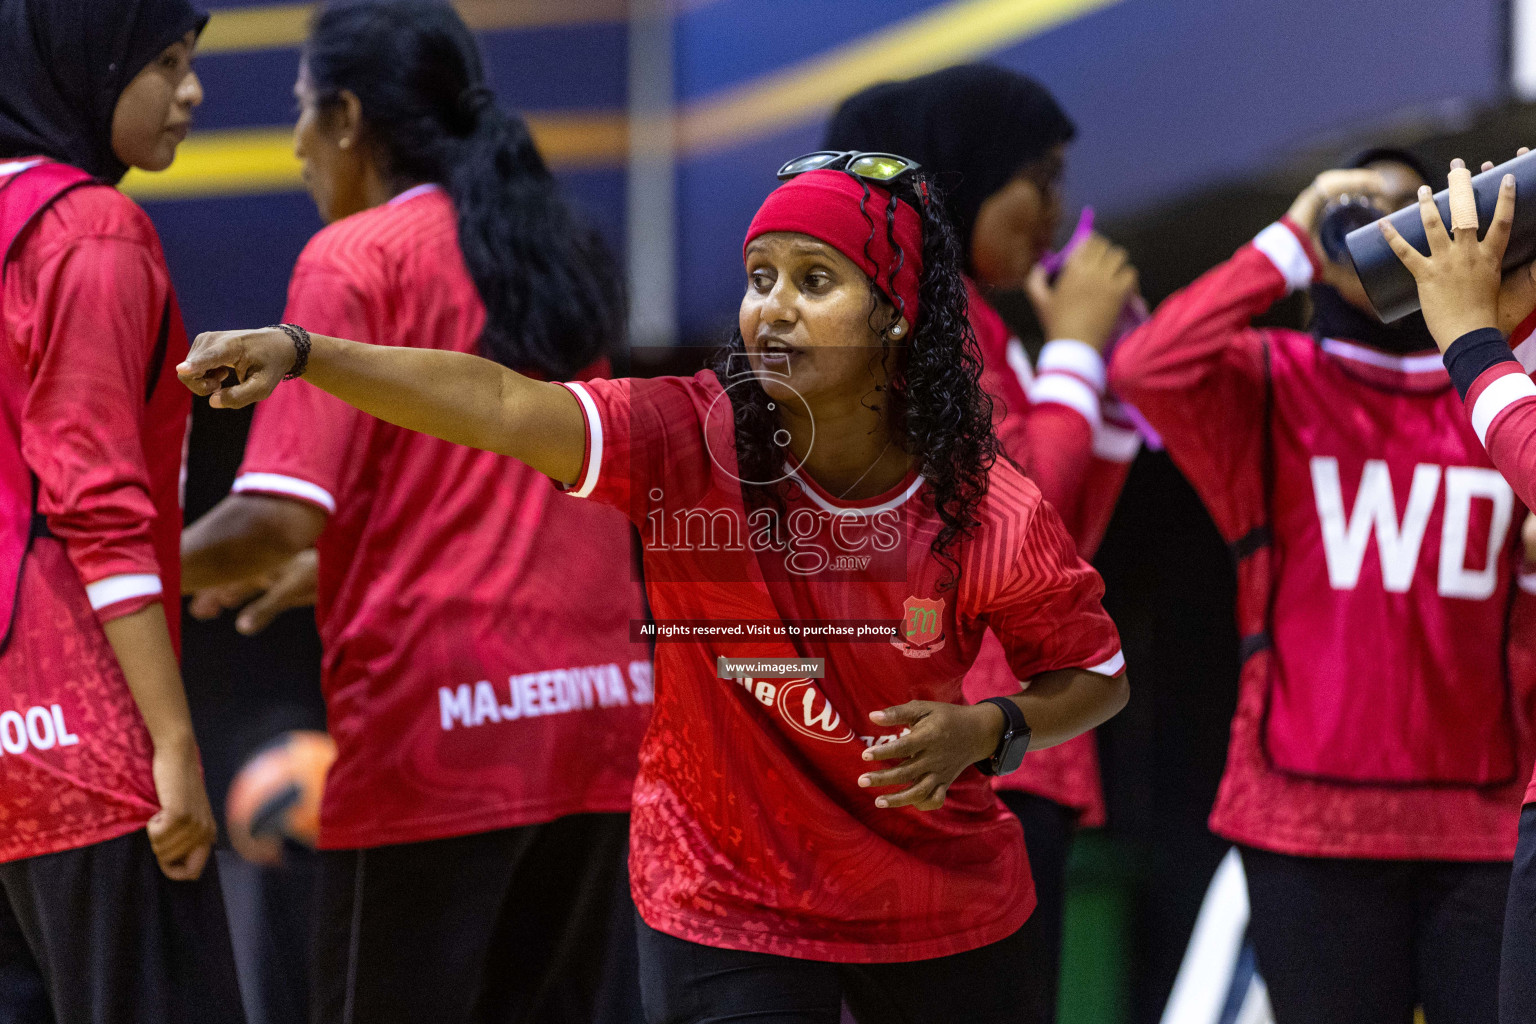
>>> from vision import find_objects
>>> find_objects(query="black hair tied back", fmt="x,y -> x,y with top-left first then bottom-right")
305,0 -> 624,377
454,85 -> 495,131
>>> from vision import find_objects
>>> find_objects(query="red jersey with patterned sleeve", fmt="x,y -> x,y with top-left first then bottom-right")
1110,219 -> 1533,861
0,164 -> 189,862
962,279 -> 1137,824
557,369 -> 1124,963
233,186 -> 649,850
1441,323 -> 1536,806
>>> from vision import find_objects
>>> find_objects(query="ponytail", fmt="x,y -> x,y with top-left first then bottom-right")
305,0 -> 624,377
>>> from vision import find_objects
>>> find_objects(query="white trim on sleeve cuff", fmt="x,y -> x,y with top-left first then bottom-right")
1470,371 -> 1536,445
1252,222 -> 1314,293
1089,650 -> 1126,677
0,159 -> 44,178
1093,422 -> 1142,463
232,472 -> 337,513
1005,338 -> 1035,393
1037,340 -> 1106,391
1028,373 -> 1102,431
1514,334 -> 1536,374
563,381 -> 604,499
86,573 -> 162,612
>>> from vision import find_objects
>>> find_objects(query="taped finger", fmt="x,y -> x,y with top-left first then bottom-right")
1449,164 -> 1479,233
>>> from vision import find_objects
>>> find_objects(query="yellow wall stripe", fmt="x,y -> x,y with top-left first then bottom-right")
123,129 -> 299,200
198,4 -> 314,53
197,0 -> 629,55
120,113 -> 628,199
676,0 -> 1120,155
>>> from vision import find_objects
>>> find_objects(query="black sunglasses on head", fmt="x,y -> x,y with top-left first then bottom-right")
776,150 -> 921,183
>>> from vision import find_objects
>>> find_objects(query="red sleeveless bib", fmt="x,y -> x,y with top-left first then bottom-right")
0,159 -> 95,649
1261,336 -> 1521,786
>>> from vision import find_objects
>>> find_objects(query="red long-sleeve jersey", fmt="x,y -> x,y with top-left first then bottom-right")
962,280 -> 1138,823
1444,324 -> 1536,807
1448,328 -> 1536,514
0,162 -> 189,862
1109,219 -> 1533,860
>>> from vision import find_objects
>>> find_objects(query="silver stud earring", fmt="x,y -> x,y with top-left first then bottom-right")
889,323 -> 905,338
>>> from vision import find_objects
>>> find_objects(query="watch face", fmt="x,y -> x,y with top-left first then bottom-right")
997,730 -> 1030,776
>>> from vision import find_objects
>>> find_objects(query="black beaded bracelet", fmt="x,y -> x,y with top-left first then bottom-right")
267,323 -> 312,380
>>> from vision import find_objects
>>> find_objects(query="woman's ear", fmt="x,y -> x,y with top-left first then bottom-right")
885,316 -> 911,340
334,89 -> 364,150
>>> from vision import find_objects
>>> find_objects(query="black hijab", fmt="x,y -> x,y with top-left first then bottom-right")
824,64 -> 1076,262
0,0 -> 207,184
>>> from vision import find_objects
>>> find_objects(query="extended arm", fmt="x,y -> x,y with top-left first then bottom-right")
178,328 -> 588,486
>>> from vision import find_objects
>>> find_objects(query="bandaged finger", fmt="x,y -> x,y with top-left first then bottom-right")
1449,165 -> 1480,232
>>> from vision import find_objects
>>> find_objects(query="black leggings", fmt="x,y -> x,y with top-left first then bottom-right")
637,915 -> 1051,1024
0,829 -> 245,1024
1501,805 -> 1536,1024
311,814 -> 639,1024
1240,846 -> 1507,1024
999,790 -> 1076,1022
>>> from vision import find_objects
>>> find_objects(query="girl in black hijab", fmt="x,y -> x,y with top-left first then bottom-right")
826,64 -> 1142,1024
0,1 -> 246,1020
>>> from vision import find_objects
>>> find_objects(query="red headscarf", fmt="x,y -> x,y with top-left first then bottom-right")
743,169 -> 924,327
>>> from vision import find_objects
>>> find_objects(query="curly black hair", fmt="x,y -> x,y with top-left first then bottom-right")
710,171 -> 998,589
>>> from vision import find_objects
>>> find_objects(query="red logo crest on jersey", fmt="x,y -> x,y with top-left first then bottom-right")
892,596 -> 946,658
774,679 -> 855,744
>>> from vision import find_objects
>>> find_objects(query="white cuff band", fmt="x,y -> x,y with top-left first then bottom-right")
1089,650 -> 1126,676
1513,333 -> 1536,374
232,472 -> 337,514
1093,422 -> 1142,463
1253,222 -> 1314,293
86,573 -> 162,612
562,382 -> 604,499
1470,371 -> 1536,445
1029,374 -> 1102,431
1037,340 -> 1106,391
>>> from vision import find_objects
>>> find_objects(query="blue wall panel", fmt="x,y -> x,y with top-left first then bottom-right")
674,0 -> 941,100
193,48 -> 302,130
674,122 -> 821,340
670,0 -> 1506,338
985,0 -> 1503,217
147,192 -> 322,337
191,24 -> 625,132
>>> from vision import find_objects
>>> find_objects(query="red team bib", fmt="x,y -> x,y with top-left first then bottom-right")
0,160 -> 189,862
1264,337 -> 1521,786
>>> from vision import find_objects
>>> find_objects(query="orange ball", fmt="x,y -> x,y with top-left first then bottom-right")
225,730 -> 336,866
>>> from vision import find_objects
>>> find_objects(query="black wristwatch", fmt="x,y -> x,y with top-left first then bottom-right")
974,697 -> 1032,777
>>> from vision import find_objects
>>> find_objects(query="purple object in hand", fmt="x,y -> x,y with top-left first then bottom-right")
1039,208 -> 1162,450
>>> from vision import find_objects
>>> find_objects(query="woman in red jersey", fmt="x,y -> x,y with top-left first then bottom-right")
1376,158 -> 1536,1024
825,65 -> 1141,1017
1109,150 -> 1532,1024
0,0 -> 246,1020
178,151 -> 1129,1022
178,3 -> 648,1022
